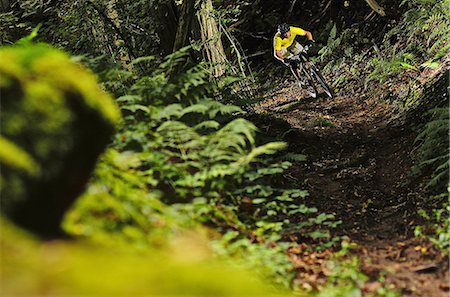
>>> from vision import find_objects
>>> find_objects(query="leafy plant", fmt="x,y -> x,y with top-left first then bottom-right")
306,116 -> 335,128
62,47 -> 346,292
212,231 -> 297,288
415,191 -> 450,253
412,107 -> 449,190
366,53 -> 417,85
366,0 -> 450,84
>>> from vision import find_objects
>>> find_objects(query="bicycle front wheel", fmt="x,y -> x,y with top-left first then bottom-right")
291,66 -> 317,99
309,66 -> 334,98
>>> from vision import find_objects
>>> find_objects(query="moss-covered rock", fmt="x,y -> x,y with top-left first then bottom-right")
0,218 -> 286,297
0,43 -> 120,237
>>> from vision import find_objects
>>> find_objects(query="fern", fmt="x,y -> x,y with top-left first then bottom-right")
364,0 -> 450,86
281,153 -> 307,162
110,51 -> 290,205
413,107 -> 449,191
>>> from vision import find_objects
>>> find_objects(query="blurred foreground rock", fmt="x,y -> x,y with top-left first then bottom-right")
0,44 -> 120,237
0,218 -> 284,297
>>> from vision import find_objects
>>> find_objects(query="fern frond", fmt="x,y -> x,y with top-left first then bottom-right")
180,103 -> 209,116
157,121 -> 200,145
282,153 -> 307,162
193,120 -> 220,131
155,104 -> 184,121
236,142 -> 287,167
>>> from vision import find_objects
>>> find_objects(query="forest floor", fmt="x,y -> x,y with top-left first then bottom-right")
253,72 -> 449,296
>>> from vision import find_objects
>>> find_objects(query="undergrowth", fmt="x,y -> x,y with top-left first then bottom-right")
318,0 -> 449,104
316,0 -> 449,256
415,191 -> 450,253
64,47 -> 344,289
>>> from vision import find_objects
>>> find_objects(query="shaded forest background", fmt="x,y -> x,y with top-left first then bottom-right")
0,0 -> 449,296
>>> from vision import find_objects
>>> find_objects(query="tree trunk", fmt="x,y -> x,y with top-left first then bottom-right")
197,0 -> 226,77
159,2 -> 178,54
172,0 -> 195,52
106,0 -> 133,69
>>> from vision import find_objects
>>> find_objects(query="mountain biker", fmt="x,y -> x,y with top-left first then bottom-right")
273,23 -> 315,70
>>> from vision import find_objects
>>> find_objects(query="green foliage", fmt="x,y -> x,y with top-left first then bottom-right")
63,149 -> 184,248
366,53 -> 417,85
319,257 -> 399,297
397,0 -> 450,61
1,218 -> 285,297
62,48 -> 344,291
16,24 -> 41,45
313,241 -> 400,297
319,257 -> 368,297
306,116 -> 335,128
415,191 -> 450,253
212,231 -> 297,288
111,49 -> 286,204
367,0 -> 450,84
0,136 -> 39,176
0,0 -> 171,66
317,22 -> 363,69
412,107 -> 449,190
318,23 -> 340,62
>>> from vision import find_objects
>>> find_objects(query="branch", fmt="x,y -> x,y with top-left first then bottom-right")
365,0 -> 386,16
285,0 -> 298,20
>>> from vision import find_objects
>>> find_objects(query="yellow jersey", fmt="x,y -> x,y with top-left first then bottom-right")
273,26 -> 306,51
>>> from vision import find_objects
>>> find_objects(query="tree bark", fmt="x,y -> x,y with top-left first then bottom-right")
106,0 -> 133,69
197,0 -> 226,77
172,0 -> 195,52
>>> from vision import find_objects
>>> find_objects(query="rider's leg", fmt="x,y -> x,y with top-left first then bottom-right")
288,42 -> 304,56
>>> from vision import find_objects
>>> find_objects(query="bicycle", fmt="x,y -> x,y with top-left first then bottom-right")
287,45 -> 334,99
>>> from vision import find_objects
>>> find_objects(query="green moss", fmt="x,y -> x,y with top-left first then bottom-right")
0,43 -> 121,236
0,43 -> 120,125
0,218 -> 286,297
0,137 -> 39,176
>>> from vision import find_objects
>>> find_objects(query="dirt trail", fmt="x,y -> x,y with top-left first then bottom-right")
257,83 -> 449,296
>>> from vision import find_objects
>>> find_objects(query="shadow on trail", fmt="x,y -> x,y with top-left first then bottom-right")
267,92 -> 331,113
253,86 -> 449,297
285,125 -> 419,241
257,88 -> 422,242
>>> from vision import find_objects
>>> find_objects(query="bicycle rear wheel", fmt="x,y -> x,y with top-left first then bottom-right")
291,66 -> 317,98
309,66 -> 334,98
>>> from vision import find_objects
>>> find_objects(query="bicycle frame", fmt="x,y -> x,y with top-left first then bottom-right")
288,49 -> 334,99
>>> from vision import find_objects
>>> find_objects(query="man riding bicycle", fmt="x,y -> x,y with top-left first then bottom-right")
273,23 -> 334,99
273,23 -> 315,70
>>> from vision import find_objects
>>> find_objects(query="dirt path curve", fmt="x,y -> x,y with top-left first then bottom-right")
255,84 -> 449,296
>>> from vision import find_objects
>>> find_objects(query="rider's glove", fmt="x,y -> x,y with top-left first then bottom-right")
306,40 -> 315,48
284,57 -> 295,67
304,40 -> 315,51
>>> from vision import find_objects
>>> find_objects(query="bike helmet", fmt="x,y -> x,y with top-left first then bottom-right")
277,23 -> 290,35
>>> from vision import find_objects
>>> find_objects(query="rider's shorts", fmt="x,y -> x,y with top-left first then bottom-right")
279,42 -> 303,58
287,42 -> 304,56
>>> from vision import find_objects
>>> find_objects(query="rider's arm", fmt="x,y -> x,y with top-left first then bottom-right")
273,36 -> 286,63
274,49 -> 284,61
291,26 -> 314,41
